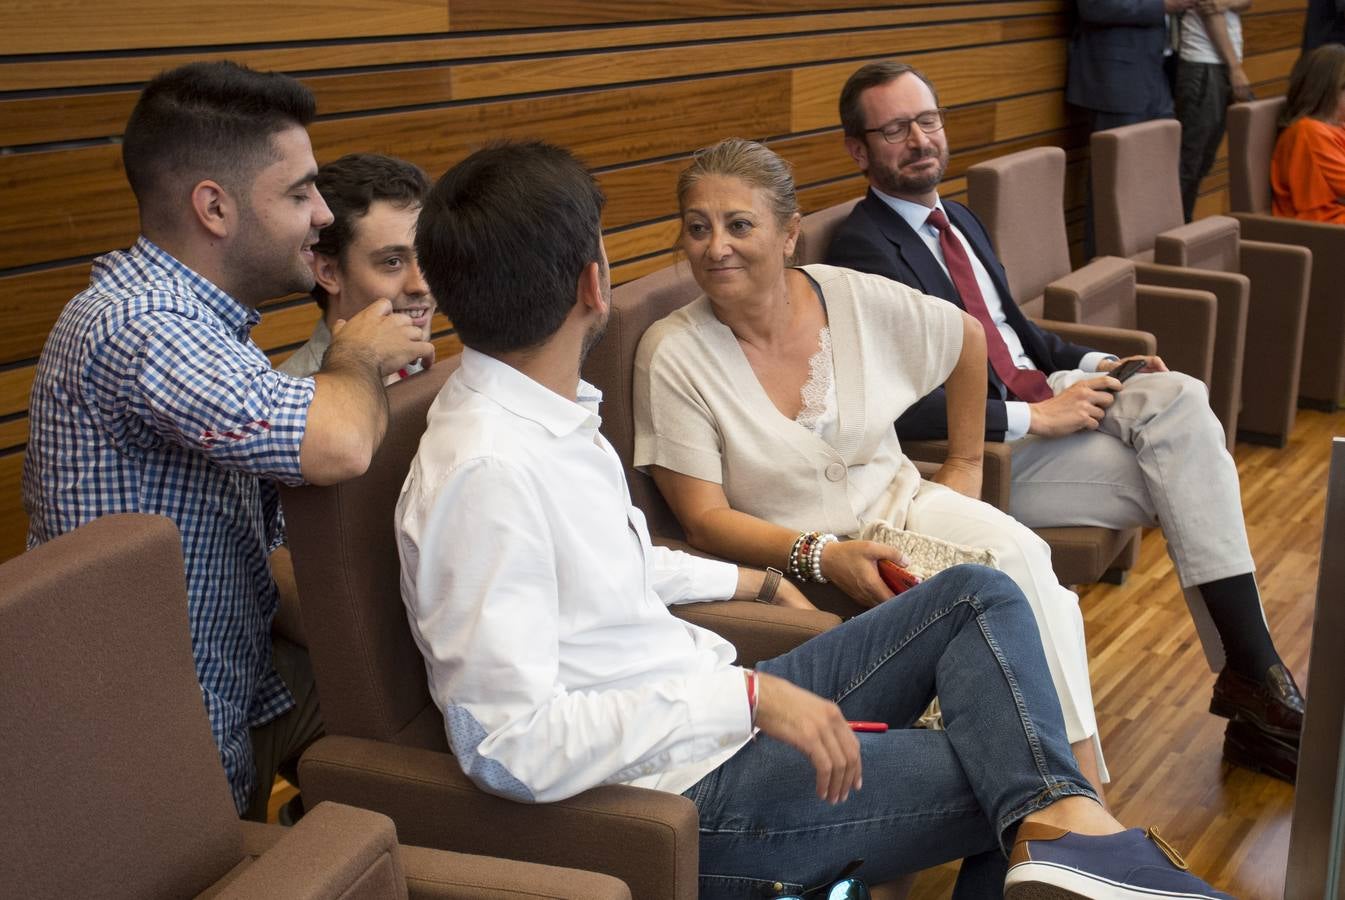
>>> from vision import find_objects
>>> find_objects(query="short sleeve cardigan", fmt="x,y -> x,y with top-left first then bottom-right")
633,264 -> 964,535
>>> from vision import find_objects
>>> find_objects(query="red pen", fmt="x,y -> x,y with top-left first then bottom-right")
849,721 -> 889,733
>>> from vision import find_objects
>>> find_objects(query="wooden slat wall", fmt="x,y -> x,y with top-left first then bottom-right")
0,0 -> 1303,561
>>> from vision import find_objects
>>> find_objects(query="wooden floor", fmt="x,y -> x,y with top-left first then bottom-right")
909,406 -> 1343,900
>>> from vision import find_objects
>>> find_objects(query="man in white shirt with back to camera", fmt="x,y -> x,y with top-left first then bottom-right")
394,139 -> 1232,900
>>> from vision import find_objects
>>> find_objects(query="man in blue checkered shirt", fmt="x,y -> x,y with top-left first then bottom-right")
22,62 -> 434,819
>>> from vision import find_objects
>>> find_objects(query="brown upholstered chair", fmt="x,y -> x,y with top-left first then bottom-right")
0,513 -> 625,900
1092,119 -> 1312,447
281,361 -> 841,900
800,192 -> 1148,587
1227,97 -> 1345,411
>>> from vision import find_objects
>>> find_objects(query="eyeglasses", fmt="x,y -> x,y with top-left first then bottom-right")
863,108 -> 947,143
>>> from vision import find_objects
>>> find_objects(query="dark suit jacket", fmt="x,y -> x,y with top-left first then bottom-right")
1303,0 -> 1345,50
825,190 -> 1094,442
1065,0 -> 1171,117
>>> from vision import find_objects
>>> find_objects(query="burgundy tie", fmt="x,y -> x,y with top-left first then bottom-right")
926,207 -> 1052,403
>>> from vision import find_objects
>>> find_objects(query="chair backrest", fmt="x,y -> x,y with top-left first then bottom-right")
966,146 -> 1074,316
280,361 -> 459,751
0,514 -> 244,900
1092,119 -> 1186,259
583,260 -> 705,540
1227,97 -> 1286,216
797,197 -> 861,265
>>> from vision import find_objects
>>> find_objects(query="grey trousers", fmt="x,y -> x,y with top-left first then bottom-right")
1007,371 -> 1256,670
243,635 -> 324,821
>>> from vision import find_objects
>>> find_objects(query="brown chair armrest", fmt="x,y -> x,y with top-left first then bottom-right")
299,736 -> 700,900
1232,211 -> 1345,244
903,439 -> 1012,512
399,844 -> 631,900
1133,284 -> 1218,384
1131,262 -> 1247,446
1153,215 -> 1241,272
237,819 -> 288,860
1236,239 -> 1311,441
1042,256 -> 1141,332
671,600 -> 841,666
1232,212 -> 1345,406
215,801 -> 403,900
1032,319 -> 1157,360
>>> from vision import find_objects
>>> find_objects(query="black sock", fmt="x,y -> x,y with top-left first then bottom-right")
1198,573 -> 1283,678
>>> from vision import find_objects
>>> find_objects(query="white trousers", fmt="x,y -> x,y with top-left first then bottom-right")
902,479 -> 1105,780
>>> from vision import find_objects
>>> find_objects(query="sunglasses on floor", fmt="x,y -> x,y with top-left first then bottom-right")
776,859 -> 870,900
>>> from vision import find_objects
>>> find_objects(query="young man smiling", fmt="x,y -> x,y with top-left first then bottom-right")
23,62 -> 433,820
281,153 -> 434,381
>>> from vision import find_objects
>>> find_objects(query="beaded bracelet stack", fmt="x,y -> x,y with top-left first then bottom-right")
787,530 -> 838,583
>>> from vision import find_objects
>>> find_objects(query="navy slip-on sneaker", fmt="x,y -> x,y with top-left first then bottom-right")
1004,823 -> 1236,899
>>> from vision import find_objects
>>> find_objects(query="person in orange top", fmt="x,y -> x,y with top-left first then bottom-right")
1272,43 -> 1345,223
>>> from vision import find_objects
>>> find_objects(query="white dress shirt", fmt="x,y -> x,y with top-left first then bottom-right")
396,348 -> 749,803
871,189 -> 1112,441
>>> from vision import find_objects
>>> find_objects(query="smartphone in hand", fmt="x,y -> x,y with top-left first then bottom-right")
877,559 -> 921,595
1110,358 -> 1147,384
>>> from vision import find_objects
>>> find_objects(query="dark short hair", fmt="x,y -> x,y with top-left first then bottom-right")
838,61 -> 940,139
416,141 -> 606,355
310,153 -> 430,309
122,61 -> 316,223
1282,44 -> 1345,127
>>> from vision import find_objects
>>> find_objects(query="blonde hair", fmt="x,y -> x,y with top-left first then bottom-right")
676,138 -> 800,226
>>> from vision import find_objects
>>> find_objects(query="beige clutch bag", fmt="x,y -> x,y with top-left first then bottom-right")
858,519 -> 999,581
858,521 -> 999,732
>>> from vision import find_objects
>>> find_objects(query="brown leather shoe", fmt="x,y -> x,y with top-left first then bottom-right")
1223,717 -> 1298,783
1209,663 -> 1304,742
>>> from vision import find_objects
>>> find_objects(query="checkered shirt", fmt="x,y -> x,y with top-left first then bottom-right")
23,237 -> 316,813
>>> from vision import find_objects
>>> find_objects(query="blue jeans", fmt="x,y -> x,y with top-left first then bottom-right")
683,565 -> 1097,899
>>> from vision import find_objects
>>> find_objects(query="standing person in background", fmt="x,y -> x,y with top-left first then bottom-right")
1176,0 -> 1254,222
281,153 -> 434,381
1067,0 -> 1196,254
1302,0 -> 1345,52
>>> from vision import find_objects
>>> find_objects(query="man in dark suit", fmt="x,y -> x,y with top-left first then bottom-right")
825,60 -> 1303,780
1067,0 -> 1196,130
1302,0 -> 1345,52
1066,0 -> 1196,251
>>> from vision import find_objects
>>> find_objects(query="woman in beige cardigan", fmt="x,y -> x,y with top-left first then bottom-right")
633,138 -> 1107,791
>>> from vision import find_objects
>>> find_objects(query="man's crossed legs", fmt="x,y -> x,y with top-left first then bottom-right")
1009,371 -> 1303,779
684,565 -> 1230,899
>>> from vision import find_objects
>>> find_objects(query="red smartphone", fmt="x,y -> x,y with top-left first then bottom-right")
849,721 -> 889,733
877,559 -> 921,595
